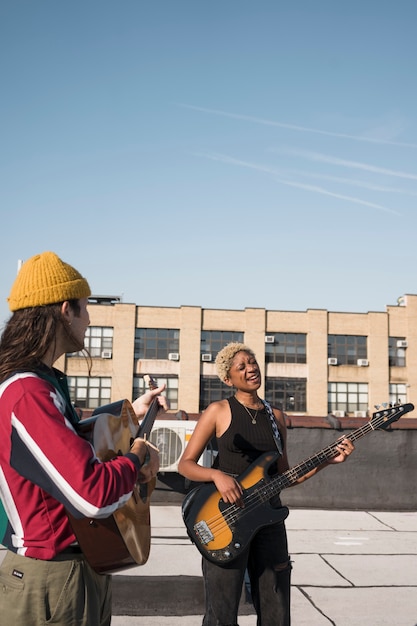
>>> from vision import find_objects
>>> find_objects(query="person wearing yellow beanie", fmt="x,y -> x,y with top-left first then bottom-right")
7,251 -> 92,311
0,251 -> 163,626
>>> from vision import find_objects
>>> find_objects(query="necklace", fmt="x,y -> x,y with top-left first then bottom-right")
236,396 -> 263,425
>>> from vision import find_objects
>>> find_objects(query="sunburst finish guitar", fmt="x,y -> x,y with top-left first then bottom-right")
67,375 -> 160,574
182,402 -> 414,564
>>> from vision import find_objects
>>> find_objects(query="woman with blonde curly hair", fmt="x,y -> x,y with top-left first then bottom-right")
179,342 -> 354,626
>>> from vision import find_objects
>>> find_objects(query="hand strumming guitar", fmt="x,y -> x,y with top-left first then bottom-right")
129,437 -> 159,483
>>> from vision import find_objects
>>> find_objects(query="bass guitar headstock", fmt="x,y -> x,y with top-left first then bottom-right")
370,402 -> 414,431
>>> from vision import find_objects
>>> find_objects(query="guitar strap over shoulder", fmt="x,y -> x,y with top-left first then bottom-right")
262,400 -> 283,456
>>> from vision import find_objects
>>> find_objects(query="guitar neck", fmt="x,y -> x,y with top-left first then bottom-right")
276,421 -> 374,491
136,399 -> 160,439
268,404 -> 411,495
135,374 -> 161,440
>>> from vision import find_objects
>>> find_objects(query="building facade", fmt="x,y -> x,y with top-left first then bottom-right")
57,294 -> 417,418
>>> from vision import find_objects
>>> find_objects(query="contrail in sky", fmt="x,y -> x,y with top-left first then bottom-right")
275,148 -> 417,181
196,152 -> 402,216
279,169 -> 417,196
179,104 -> 417,148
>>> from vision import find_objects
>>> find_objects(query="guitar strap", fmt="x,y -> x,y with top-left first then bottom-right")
35,365 -> 81,427
262,400 -> 283,456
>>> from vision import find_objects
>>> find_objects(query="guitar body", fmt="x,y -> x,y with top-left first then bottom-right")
182,452 -> 289,564
69,384 -> 159,574
67,478 -> 155,574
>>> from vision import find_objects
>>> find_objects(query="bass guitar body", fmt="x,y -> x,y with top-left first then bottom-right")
182,452 -> 289,564
68,377 -> 159,574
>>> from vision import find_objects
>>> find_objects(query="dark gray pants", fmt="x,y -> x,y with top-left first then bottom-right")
202,521 -> 291,626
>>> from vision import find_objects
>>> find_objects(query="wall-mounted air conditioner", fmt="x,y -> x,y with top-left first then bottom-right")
397,340 -> 408,348
265,335 -> 275,343
354,410 -> 367,418
333,410 -> 345,418
168,353 -> 179,361
328,358 -> 338,365
357,359 -> 369,367
201,353 -> 212,362
149,420 -> 196,472
101,350 -> 112,359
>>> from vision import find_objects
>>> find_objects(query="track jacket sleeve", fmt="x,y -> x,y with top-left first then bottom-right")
2,373 -> 140,519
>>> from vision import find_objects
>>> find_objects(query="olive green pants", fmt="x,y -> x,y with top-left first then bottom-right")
0,550 -> 112,625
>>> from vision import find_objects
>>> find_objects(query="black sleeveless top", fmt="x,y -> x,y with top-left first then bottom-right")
215,395 -> 282,476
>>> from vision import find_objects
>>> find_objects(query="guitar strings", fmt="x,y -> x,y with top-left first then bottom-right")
196,410 -> 400,544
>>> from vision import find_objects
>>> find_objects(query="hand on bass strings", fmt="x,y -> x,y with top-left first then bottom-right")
328,438 -> 355,464
130,438 -> 160,483
213,469 -> 244,508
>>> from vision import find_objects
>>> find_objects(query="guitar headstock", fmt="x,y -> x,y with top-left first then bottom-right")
371,402 -> 414,430
143,374 -> 158,391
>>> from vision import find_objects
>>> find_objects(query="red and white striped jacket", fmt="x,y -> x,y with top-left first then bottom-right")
0,371 -> 141,559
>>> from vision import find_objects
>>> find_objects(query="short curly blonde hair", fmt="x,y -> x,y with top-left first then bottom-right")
215,342 -> 256,382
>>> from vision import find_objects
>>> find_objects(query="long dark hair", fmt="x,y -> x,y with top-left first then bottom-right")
0,300 -> 86,383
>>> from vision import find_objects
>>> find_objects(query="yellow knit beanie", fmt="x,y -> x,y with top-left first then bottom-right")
8,251 -> 91,311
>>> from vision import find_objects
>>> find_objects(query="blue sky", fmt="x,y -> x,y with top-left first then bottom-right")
1,1 -> 416,327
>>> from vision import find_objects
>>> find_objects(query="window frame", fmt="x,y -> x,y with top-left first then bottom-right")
67,376 -> 112,409
200,331 -> 244,360
265,333 -> 307,364
265,377 -> 307,412
328,335 -> 367,365
328,382 -> 368,414
134,328 -> 180,360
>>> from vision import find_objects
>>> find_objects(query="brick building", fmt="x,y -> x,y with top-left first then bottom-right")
57,294 -> 417,418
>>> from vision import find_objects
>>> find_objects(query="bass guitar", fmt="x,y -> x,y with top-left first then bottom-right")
67,375 -> 160,574
182,402 -> 414,565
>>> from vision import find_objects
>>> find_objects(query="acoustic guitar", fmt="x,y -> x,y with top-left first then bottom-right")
182,402 -> 414,565
67,375 -> 160,574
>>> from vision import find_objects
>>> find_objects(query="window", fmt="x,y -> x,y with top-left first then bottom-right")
133,375 -> 178,411
68,326 -> 113,358
200,376 -> 233,412
134,329 -> 179,359
389,337 -> 406,367
328,335 -> 367,365
200,331 -> 244,359
328,382 -> 368,414
265,377 -> 306,412
389,383 -> 407,406
265,333 -> 306,364
68,376 -> 111,409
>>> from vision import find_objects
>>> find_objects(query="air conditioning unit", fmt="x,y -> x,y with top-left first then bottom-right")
101,350 -> 112,359
149,420 -> 196,472
354,410 -> 367,418
168,353 -> 179,361
328,358 -> 338,365
201,353 -> 212,362
333,410 -> 345,418
357,359 -> 369,367
265,335 -> 275,343
397,340 -> 408,348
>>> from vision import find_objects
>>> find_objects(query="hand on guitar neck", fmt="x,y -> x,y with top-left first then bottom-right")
130,380 -> 168,483
132,383 -> 169,418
